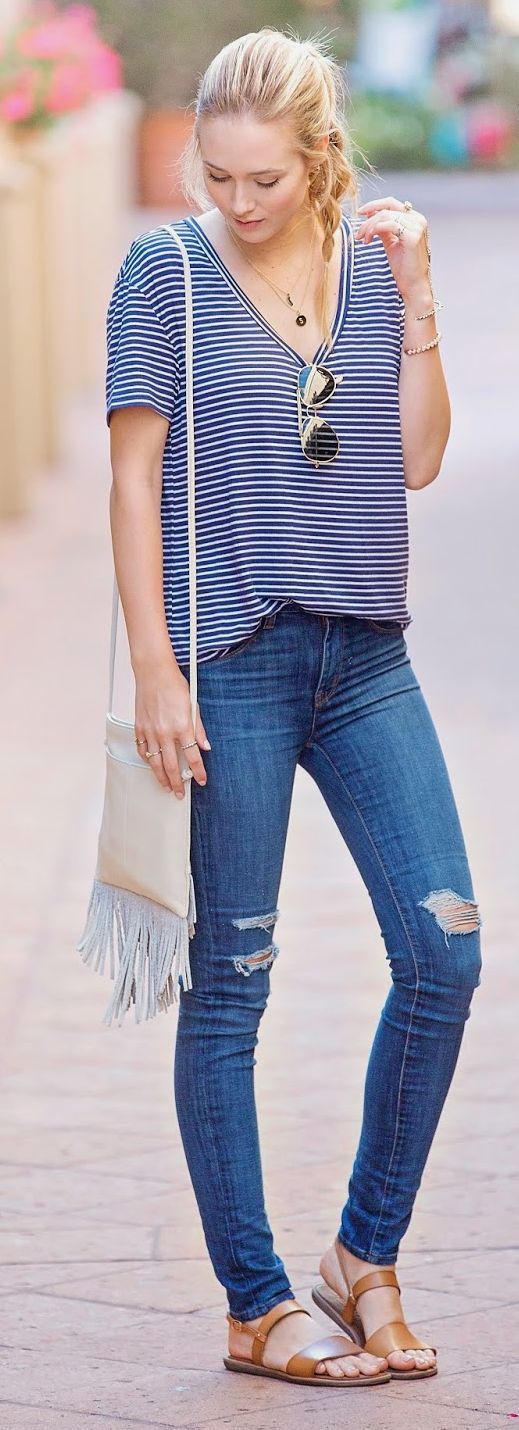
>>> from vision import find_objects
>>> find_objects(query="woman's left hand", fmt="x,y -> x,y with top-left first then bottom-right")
356,196 -> 431,304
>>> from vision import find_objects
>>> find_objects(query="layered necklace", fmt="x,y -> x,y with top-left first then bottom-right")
225,217 -> 318,328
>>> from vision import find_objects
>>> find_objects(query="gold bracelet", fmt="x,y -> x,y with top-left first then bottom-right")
401,297 -> 444,321
404,331 -> 442,356
415,298 -> 443,321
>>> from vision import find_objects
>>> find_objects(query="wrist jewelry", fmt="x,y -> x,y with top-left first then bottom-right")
415,298 -> 444,321
404,331 -> 442,356
400,297 -> 444,322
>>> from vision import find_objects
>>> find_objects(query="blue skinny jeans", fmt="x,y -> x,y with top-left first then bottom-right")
174,602 -> 482,1322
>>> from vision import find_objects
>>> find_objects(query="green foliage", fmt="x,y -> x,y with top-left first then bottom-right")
348,93 -> 433,170
57,1 -> 359,108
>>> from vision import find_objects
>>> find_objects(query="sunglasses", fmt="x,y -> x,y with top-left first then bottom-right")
296,363 -> 343,467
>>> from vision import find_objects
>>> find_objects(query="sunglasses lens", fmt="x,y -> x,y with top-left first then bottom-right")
301,417 -> 339,465
299,364 -> 336,406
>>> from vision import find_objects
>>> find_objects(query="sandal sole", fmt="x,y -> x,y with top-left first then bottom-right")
312,1282 -> 438,1381
223,1355 -> 391,1386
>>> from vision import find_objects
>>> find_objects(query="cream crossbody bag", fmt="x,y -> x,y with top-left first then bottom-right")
76,225 -> 198,1027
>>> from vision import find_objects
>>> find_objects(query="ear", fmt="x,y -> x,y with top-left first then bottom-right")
308,135 -> 330,177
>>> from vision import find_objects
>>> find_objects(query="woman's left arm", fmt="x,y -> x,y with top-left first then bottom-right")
356,196 -> 451,491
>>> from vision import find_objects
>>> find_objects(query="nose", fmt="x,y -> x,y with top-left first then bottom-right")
230,185 -> 256,218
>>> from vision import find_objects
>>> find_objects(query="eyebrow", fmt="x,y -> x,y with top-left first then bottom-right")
203,161 -> 285,176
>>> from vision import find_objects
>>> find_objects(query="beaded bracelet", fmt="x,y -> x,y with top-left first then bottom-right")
404,331 -> 442,356
415,298 -> 444,321
400,297 -> 444,322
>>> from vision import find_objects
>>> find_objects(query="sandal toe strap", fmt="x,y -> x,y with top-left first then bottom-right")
287,1333 -> 363,1378
363,1321 -> 436,1358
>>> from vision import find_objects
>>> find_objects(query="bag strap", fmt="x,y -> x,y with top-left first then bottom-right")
108,223 -> 197,726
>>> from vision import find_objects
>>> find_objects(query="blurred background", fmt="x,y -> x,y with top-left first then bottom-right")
0,7 -> 518,1424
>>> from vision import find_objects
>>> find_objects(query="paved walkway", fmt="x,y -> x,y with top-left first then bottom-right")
1,178 -> 518,1429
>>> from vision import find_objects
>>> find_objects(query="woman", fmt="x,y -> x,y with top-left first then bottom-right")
106,29 -> 482,1390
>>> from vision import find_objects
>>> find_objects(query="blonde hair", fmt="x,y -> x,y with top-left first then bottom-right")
180,28 -> 359,345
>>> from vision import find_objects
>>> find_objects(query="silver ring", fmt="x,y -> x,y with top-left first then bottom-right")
394,218 -> 406,240
135,737 -> 147,746
145,748 -> 162,759
403,200 -> 413,211
181,740 -> 198,750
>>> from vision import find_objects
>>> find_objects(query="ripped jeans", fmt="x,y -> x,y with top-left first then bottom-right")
174,601 -> 482,1322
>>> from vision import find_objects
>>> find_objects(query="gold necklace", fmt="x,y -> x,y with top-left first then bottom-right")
226,220 -> 318,328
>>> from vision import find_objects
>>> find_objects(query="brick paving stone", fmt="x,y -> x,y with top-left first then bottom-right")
1,178 -> 518,1429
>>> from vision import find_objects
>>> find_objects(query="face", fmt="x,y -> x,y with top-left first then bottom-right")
198,113 -> 324,243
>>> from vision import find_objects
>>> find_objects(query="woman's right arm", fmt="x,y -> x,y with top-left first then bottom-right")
108,405 -> 209,798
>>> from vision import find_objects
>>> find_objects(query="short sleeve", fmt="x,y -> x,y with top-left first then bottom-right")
105,272 -> 180,428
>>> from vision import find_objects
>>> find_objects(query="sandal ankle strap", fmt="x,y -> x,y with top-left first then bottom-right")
228,1298 -> 309,1366
342,1268 -> 400,1323
351,1268 -> 400,1302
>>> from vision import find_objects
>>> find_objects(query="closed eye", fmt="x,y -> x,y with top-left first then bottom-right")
208,174 -> 280,189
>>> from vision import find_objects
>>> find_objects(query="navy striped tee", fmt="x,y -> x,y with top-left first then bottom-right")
105,213 -> 411,665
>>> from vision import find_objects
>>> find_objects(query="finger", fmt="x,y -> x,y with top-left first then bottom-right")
146,748 -> 175,793
357,195 -> 404,214
358,216 -> 425,246
134,729 -> 150,764
357,218 -> 422,244
195,704 -> 211,752
176,728 -> 207,787
155,737 -> 187,798
357,208 -> 422,234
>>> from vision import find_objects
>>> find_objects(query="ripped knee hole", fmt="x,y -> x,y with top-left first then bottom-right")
231,909 -> 280,977
419,888 -> 481,936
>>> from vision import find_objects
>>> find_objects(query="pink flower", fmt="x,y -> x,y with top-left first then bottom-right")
0,1 -> 122,122
0,63 -> 38,122
45,61 -> 88,113
0,87 -> 35,121
18,21 -> 71,59
0,64 -> 38,122
87,43 -> 121,93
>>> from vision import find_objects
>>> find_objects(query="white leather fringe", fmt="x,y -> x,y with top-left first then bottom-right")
76,875 -> 196,1026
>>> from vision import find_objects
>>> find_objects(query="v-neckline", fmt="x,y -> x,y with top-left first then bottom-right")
184,212 -> 353,368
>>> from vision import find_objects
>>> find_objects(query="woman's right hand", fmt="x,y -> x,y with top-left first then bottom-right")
134,659 -> 210,798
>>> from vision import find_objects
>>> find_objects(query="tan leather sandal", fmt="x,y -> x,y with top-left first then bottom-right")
224,1297 -> 391,1386
312,1270 -> 438,1380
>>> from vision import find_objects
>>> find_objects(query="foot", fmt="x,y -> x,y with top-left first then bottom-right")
228,1298 -> 388,1379
319,1240 -> 437,1376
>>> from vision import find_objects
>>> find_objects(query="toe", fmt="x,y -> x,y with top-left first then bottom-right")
358,1352 -> 387,1376
415,1348 -> 436,1369
316,1356 -> 362,1378
316,1349 -> 387,1379
341,1359 -> 362,1377
388,1349 -> 418,1371
318,1358 -> 351,1378
337,1357 -> 362,1377
388,1346 -> 436,1373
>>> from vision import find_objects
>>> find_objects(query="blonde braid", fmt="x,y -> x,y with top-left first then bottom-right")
307,125 -> 358,348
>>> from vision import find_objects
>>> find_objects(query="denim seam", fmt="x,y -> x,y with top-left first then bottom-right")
190,801 -> 258,1310
310,739 -> 421,1260
305,617 -> 331,748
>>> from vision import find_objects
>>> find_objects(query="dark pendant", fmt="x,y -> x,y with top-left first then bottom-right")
296,313 -> 307,327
